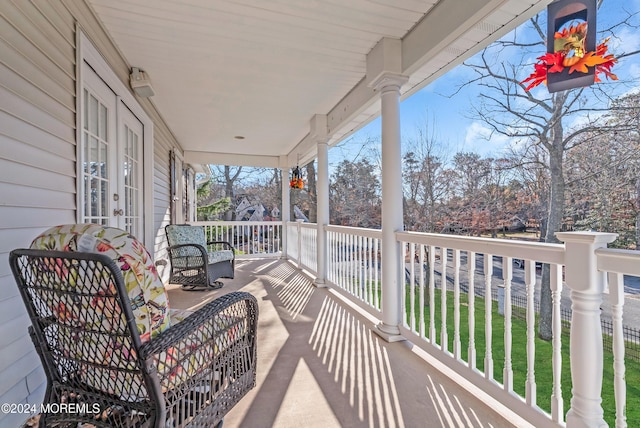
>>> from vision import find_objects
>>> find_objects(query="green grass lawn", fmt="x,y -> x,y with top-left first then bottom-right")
405,287 -> 640,426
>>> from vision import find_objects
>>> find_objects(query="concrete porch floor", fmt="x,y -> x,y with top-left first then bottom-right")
167,258 -> 534,428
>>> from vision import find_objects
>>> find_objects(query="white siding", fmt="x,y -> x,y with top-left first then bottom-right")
0,1 -> 182,424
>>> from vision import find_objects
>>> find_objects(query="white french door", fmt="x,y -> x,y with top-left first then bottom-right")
118,105 -> 143,235
80,63 -> 144,237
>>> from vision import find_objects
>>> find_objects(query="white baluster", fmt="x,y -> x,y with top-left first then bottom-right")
525,259 -> 537,408
441,246 -> 448,352
551,263 -> 563,423
429,245 -> 436,342
468,251 -> 476,370
503,256 -> 513,393
453,249 -> 461,360
608,271 -> 627,428
409,242 -> 416,331
484,253 -> 493,380
374,238 -> 380,310
419,244 -> 426,339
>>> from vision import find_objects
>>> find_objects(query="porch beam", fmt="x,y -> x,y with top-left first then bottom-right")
325,0 -> 511,147
184,151 -> 280,168
401,0 -> 506,75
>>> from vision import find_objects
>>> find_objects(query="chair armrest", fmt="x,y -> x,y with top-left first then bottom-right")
167,243 -> 208,257
206,240 -> 235,254
139,291 -> 257,362
166,243 -> 208,267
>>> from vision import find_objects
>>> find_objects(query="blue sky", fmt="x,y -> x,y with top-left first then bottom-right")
332,0 -> 640,165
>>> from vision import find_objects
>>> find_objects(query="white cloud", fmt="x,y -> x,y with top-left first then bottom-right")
462,122 -> 511,155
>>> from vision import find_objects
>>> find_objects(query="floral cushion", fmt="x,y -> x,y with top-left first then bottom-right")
30,224 -> 171,342
29,224 -> 233,399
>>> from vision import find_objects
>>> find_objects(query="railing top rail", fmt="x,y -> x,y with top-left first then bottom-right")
396,230 -> 565,265
596,247 -> 640,277
190,221 -> 283,226
285,221 -> 317,227
298,222 -> 318,229
325,224 -> 383,239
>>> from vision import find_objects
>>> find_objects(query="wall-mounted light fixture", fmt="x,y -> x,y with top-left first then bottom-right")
129,67 -> 155,97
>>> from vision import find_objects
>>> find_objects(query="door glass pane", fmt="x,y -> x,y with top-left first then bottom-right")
83,89 -> 89,131
99,104 -> 108,140
122,122 -> 141,236
89,94 -> 98,135
82,87 -> 111,225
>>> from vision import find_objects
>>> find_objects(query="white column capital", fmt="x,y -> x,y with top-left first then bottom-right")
309,114 -> 329,142
556,231 -> 617,294
556,231 -> 618,245
368,72 -> 409,92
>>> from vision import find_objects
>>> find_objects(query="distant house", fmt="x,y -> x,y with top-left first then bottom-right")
235,195 -> 266,222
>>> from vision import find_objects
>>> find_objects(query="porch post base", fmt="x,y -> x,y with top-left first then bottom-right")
313,278 -> 327,288
373,323 -> 405,343
566,407 -> 607,428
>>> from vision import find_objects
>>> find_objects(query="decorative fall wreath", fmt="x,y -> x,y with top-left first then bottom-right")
290,166 -> 304,189
522,22 -> 617,91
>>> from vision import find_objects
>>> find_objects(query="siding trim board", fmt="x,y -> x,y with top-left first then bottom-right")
0,2 -> 179,424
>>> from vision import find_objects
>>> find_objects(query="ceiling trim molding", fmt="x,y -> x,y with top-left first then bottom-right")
184,151 -> 280,168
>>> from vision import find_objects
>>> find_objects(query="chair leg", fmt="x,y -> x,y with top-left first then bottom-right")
180,281 -> 223,292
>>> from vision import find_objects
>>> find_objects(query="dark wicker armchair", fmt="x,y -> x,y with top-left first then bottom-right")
10,224 -> 258,428
165,225 -> 235,291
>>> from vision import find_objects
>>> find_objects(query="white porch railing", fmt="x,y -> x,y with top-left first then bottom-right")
286,221 -> 318,273
285,225 -> 632,427
397,231 -> 568,427
326,225 -> 382,311
190,222 -> 632,426
191,221 -> 283,257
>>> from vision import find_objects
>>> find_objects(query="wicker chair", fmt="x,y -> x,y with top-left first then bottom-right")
165,225 -> 235,291
10,224 -> 258,428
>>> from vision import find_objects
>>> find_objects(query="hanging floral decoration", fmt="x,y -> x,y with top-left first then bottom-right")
289,166 -> 304,189
522,22 -> 617,91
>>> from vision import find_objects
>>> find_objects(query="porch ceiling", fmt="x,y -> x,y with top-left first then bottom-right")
87,0 -> 550,168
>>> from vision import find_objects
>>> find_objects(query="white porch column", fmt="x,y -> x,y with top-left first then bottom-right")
371,72 -> 408,342
556,231 -> 617,428
280,155 -> 290,260
314,139 -> 329,287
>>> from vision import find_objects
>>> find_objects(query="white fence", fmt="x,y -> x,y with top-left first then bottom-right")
192,221 -> 282,257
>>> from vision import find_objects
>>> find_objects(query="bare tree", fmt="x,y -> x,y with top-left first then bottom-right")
403,122 -> 451,232
459,4 -> 638,339
330,159 -> 381,228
